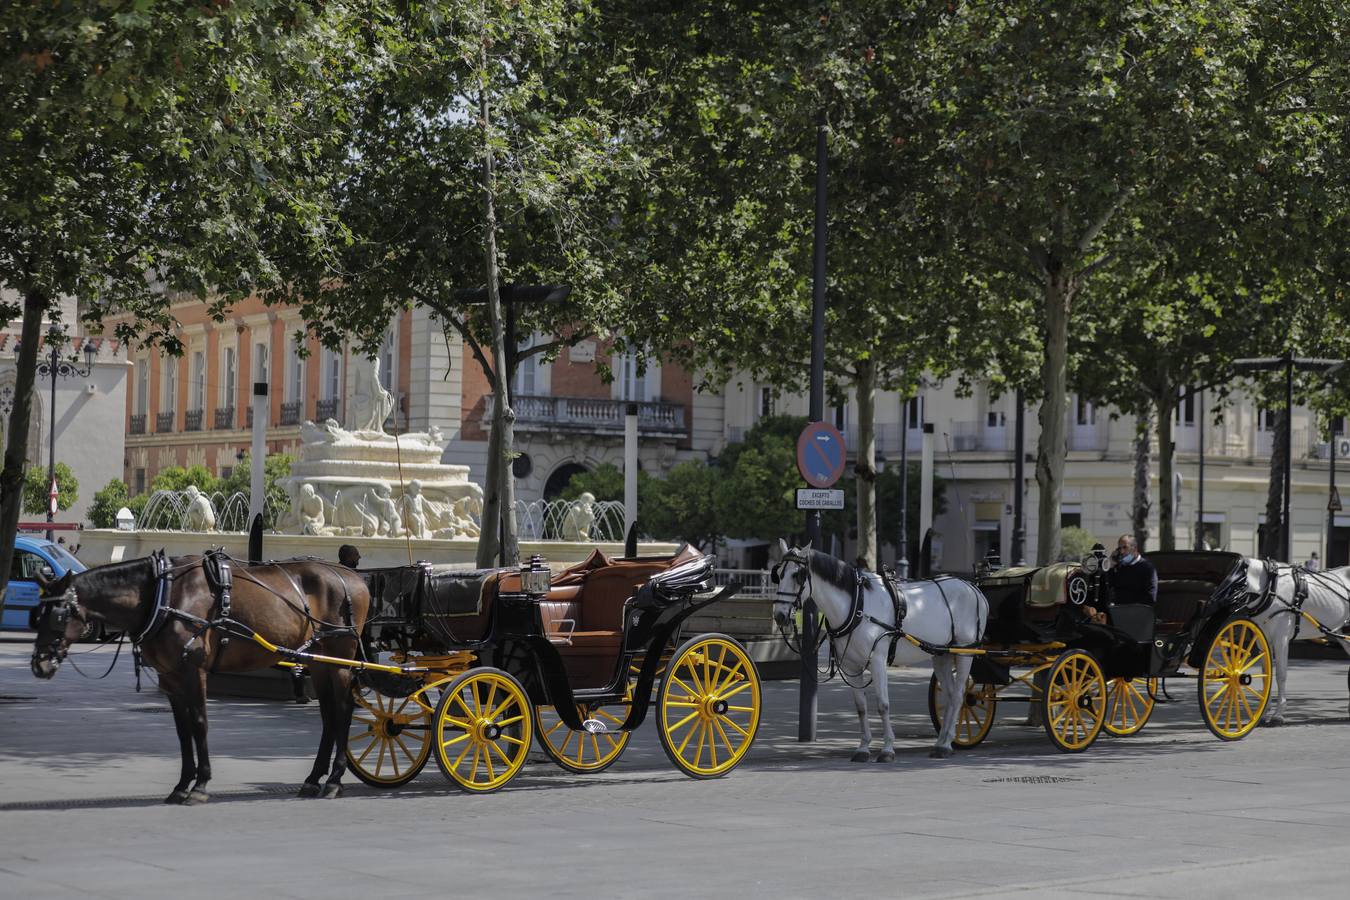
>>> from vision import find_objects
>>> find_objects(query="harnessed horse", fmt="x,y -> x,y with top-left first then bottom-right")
1239,559 -> 1350,724
31,551 -> 370,803
771,541 -> 989,760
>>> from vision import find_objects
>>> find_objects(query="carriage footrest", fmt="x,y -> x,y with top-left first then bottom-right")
581,718 -> 609,734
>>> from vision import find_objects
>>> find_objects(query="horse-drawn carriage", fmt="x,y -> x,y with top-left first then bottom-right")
932,550 -> 1273,753
31,544 -> 760,801
347,545 -> 762,791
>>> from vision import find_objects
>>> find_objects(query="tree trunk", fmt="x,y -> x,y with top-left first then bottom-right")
1156,391 -> 1177,551
477,66 -> 518,568
475,420 -> 502,567
1035,270 -> 1074,565
1130,413 -> 1152,552
854,357 -> 877,570
1261,408 -> 1287,559
0,290 -> 49,617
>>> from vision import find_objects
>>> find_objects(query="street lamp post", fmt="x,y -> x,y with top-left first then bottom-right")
1233,355 -> 1345,562
31,327 -> 98,541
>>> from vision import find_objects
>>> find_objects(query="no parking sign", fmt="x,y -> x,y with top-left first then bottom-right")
796,422 -> 846,488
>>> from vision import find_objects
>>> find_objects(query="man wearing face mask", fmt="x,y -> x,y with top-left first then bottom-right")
1108,534 -> 1157,605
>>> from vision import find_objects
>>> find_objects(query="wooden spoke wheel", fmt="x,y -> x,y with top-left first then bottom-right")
534,697 -> 633,774
927,674 -> 997,749
1103,677 -> 1156,737
433,668 -> 533,793
346,685 -> 433,788
1198,617 -> 1271,741
657,634 -> 761,779
1041,650 -> 1107,753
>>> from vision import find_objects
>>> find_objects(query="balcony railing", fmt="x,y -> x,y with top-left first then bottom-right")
1067,425 -> 1107,452
486,394 -> 687,437
155,412 -> 174,433
948,421 -> 1009,452
129,414 -> 146,436
214,407 -> 235,430
184,409 -> 203,432
316,398 -> 339,422
280,400 -> 302,426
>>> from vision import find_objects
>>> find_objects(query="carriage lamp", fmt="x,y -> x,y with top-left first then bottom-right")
521,555 -> 550,595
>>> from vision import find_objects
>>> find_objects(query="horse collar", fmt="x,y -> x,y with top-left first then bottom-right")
133,550 -> 175,646
826,569 -> 868,640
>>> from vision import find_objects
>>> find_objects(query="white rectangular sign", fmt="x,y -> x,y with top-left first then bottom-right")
796,488 -> 844,510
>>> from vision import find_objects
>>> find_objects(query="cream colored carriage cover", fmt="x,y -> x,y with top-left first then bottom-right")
1026,562 -> 1078,608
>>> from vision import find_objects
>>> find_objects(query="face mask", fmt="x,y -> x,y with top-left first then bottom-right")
1120,553 -> 1136,565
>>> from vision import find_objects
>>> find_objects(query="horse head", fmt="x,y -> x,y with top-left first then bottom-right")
30,570 -> 83,679
770,539 -> 812,628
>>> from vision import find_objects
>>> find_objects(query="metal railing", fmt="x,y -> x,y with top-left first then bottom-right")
486,394 -> 687,436
1067,426 -> 1107,452
714,568 -> 774,598
280,400 -> 302,426
155,412 -> 174,433
184,409 -> 203,432
214,407 -> 235,430
316,398 -> 339,422
129,414 -> 146,436
948,421 -> 1009,452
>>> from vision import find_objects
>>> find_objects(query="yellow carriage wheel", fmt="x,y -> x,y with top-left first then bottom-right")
927,675 -> 997,749
432,668 -> 533,793
657,634 -> 761,779
535,697 -> 633,774
1198,617 -> 1271,741
1041,650 -> 1107,753
346,684 -> 432,788
1102,677 -> 1156,737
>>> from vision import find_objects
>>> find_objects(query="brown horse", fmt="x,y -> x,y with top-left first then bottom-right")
31,552 -> 370,804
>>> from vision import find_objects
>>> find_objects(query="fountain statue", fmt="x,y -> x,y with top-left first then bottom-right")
277,357 -> 483,538
560,492 -> 597,541
182,485 -> 216,532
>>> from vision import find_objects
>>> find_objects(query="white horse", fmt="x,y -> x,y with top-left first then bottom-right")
1241,559 -> 1350,724
771,541 -> 989,760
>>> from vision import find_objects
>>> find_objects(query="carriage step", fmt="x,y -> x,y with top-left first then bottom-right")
581,718 -> 609,734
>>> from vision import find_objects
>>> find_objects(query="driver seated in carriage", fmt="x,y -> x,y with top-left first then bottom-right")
1107,534 -> 1157,606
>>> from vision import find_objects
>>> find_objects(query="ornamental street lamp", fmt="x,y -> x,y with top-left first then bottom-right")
28,327 -> 98,540
1232,355 -> 1345,562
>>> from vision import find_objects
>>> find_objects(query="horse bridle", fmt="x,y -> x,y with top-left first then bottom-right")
771,552 -> 825,655
32,594 -> 86,670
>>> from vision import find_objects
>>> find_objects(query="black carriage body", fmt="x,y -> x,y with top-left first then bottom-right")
357,551 -> 735,733
977,551 -> 1249,680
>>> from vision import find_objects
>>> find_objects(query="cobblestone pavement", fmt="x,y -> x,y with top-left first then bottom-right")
1,636 -> 1348,899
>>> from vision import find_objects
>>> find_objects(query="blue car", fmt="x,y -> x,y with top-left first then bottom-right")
3,536 -> 87,633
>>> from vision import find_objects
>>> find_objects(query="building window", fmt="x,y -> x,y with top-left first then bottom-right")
986,410 -> 1006,428
1257,408 -> 1276,432
514,338 -> 537,398
758,386 -> 774,419
1177,387 -> 1196,426
1061,503 -> 1083,529
134,358 -> 148,417
160,357 -> 177,414
1331,415 -> 1347,438
133,468 -> 146,495
379,322 -> 397,393
254,340 -> 269,385
904,396 -> 924,430
973,523 -> 1001,568
1074,395 -> 1096,427
220,466 -> 233,479
190,351 -> 205,411
323,348 -> 341,400
286,342 -> 305,403
221,345 -> 237,410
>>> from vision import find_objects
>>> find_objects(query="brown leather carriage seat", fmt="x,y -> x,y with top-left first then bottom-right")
545,545 -> 703,688
1154,579 -> 1213,632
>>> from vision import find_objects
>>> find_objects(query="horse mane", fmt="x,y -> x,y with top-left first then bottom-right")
74,554 -> 157,597
807,550 -> 858,594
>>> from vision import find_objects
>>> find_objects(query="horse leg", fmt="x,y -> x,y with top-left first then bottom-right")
1261,615 -> 1293,726
929,655 -> 963,759
321,666 -> 356,798
299,684 -> 335,798
163,677 -> 196,804
183,668 -> 212,804
850,684 -> 872,762
872,650 -> 895,763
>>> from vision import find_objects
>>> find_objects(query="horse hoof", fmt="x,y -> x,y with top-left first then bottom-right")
928,747 -> 953,760
297,782 -> 321,798
876,751 -> 895,763
320,783 -> 343,799
164,790 -> 190,805
1262,715 -> 1285,727
185,790 -> 210,805
850,750 -> 871,763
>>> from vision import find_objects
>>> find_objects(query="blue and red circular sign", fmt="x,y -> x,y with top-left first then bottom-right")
796,422 -> 847,488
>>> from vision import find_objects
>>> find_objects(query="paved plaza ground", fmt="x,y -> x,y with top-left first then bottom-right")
1,635 -> 1348,898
